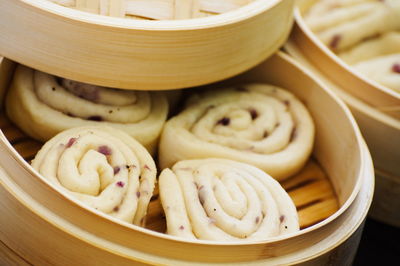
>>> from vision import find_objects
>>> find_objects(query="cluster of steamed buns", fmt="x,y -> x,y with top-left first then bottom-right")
6,67 -> 316,242
304,0 -> 400,93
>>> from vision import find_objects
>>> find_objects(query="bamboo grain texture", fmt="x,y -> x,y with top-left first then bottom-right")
49,0 -> 252,20
369,169 -> 400,227
0,0 -> 294,90
0,239 -> 31,266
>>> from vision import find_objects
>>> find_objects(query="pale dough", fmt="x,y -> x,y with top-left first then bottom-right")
304,0 -> 400,92
158,83 -> 315,181
6,65 -> 169,154
159,158 -> 299,241
32,126 -> 157,225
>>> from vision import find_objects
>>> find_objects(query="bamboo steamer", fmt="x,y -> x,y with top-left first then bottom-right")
285,1 -> 400,227
287,0 -> 400,119
0,52 -> 373,265
0,0 -> 294,90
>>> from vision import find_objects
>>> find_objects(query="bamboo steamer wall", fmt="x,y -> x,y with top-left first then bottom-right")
0,53 -> 373,265
0,0 -> 294,90
285,1 -> 400,228
288,0 -> 400,118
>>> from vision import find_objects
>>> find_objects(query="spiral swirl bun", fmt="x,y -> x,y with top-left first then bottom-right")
338,32 -> 400,93
304,0 -> 400,51
159,84 -> 315,180
6,65 -> 168,154
304,0 -> 400,92
31,126 -> 157,225
159,159 -> 299,241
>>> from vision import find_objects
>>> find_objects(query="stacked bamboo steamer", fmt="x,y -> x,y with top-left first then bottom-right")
285,0 -> 400,227
0,0 -> 374,265
0,0 -> 295,90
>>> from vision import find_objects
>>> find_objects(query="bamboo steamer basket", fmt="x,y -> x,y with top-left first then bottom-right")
285,1 -> 400,227
0,0 -> 294,90
0,52 -> 373,265
286,0 -> 400,119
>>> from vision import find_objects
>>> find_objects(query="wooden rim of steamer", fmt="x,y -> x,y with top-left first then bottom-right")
0,52 -> 370,264
290,3 -> 400,120
0,0 -> 294,90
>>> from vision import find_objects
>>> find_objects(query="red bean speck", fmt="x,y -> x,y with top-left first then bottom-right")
62,79 -> 100,102
113,166 -> 120,175
248,108 -> 258,120
116,181 -> 125,188
144,165 -> 151,170
136,191 -> 141,198
113,206 -> 119,212
179,225 -> 185,230
98,145 -> 112,156
88,115 -> 103,121
217,117 -> 230,126
255,216 -> 260,224
329,34 -> 341,49
280,215 -> 285,223
66,138 -> 77,148
392,63 -> 400,73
